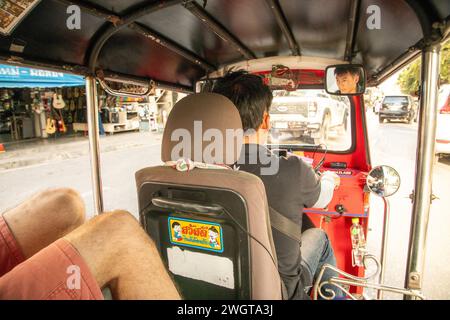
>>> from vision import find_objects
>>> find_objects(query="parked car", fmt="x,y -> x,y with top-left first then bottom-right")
436,85 -> 450,160
379,95 -> 417,123
269,90 -> 349,144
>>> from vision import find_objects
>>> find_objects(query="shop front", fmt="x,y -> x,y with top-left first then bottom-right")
0,64 -> 184,144
0,64 -> 85,143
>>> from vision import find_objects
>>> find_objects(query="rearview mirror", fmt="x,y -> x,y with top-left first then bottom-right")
325,64 -> 366,96
366,165 -> 401,198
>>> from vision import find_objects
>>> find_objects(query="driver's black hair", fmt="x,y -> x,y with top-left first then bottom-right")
212,70 -> 273,131
334,65 -> 360,77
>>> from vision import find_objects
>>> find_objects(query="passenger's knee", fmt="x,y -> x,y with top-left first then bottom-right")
91,210 -> 140,236
103,210 -> 154,246
104,210 -> 138,227
306,228 -> 329,243
40,188 -> 86,228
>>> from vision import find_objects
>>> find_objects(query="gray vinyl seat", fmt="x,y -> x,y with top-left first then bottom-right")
135,93 -> 282,299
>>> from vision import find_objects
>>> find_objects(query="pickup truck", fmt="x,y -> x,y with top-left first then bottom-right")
269,90 -> 349,145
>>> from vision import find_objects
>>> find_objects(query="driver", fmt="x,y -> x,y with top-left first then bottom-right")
334,66 -> 361,94
212,70 -> 344,300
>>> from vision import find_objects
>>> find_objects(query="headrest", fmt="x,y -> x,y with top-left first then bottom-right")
161,93 -> 243,165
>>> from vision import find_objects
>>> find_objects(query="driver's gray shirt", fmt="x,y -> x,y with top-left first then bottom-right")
236,144 -> 321,299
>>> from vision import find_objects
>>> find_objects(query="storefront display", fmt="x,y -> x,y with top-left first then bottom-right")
0,64 -> 180,142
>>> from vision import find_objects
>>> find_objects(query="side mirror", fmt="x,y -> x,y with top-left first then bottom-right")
325,64 -> 366,96
366,165 -> 401,198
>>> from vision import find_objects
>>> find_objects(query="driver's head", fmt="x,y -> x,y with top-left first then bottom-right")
212,70 -> 273,136
334,66 -> 360,94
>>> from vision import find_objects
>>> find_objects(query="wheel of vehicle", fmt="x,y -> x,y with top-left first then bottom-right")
379,117 -> 384,123
407,116 -> 413,124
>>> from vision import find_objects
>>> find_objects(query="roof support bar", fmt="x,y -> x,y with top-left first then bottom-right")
265,0 -> 300,56
85,75 -> 104,215
56,0 -> 121,23
0,50 -> 90,75
100,70 -> 194,94
0,51 -> 194,93
58,0 -> 215,72
129,23 -> 216,71
344,0 -> 360,62
368,45 -> 421,86
183,1 -> 256,60
87,0 -> 184,73
404,43 -> 441,299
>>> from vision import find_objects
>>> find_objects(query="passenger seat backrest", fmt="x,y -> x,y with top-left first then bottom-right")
136,93 -> 281,300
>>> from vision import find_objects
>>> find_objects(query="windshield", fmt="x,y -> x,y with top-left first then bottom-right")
383,96 -> 409,104
267,89 -> 352,151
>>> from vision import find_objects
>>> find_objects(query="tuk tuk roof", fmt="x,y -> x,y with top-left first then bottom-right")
0,0 -> 448,92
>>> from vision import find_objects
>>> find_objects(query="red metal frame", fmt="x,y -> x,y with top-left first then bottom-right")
258,66 -> 373,293
302,96 -> 372,291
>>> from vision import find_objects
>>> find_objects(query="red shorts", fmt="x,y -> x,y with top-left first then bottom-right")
0,215 -> 103,300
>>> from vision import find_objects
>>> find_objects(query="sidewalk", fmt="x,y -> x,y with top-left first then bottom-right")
0,131 -> 163,171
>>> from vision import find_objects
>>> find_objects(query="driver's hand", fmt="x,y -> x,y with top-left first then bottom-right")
322,171 -> 341,189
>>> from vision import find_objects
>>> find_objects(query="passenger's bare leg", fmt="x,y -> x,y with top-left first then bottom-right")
64,210 -> 180,300
2,188 -> 85,258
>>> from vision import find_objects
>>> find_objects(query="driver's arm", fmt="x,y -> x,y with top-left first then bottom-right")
312,171 -> 340,208
296,158 -> 339,208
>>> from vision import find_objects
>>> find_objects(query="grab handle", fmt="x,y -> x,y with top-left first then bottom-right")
97,77 -> 155,98
151,197 -> 223,215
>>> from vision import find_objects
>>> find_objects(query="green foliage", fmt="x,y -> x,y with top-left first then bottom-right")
397,41 -> 450,95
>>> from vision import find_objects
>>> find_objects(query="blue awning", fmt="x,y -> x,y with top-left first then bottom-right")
0,64 -> 85,88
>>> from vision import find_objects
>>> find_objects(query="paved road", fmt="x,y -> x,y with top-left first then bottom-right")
0,132 -> 163,219
0,112 -> 449,299
365,110 -> 450,299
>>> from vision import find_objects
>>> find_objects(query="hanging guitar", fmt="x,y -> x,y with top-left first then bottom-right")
73,87 -> 80,98
69,98 -> 76,112
52,89 -> 66,110
67,99 -> 76,123
56,108 -> 67,133
66,87 -> 72,100
45,99 -> 56,135
77,95 -> 86,123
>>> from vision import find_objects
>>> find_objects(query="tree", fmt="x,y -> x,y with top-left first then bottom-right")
397,40 -> 450,95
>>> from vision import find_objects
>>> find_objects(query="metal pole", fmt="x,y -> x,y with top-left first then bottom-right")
377,197 -> 390,300
404,44 -> 440,299
86,76 -> 104,215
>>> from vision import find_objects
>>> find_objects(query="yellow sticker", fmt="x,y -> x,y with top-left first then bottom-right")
168,217 -> 224,253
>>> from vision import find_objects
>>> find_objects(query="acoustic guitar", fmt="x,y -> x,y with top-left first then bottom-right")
46,113 -> 56,134
66,87 -> 72,99
69,98 -> 76,111
73,87 -> 80,98
52,89 -> 66,110
57,109 -> 67,133
44,99 -> 56,135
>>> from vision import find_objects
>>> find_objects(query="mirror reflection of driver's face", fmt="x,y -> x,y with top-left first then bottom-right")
335,70 -> 359,94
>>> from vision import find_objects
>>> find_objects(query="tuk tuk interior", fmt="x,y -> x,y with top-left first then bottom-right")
1,0 -> 448,300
